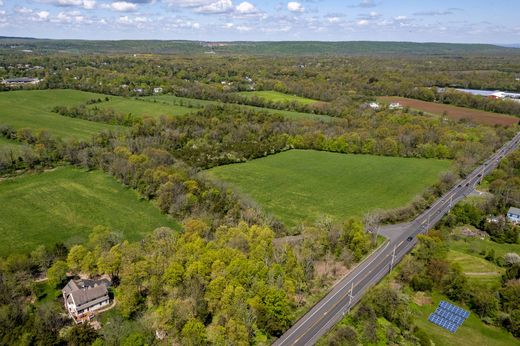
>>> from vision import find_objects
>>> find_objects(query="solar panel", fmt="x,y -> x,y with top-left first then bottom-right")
428,301 -> 470,333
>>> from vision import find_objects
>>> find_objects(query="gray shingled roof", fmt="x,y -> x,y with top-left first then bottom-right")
62,279 -> 80,296
508,207 -> 520,215
70,286 -> 108,307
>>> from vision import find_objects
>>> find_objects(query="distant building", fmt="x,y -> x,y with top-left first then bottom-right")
507,207 -> 520,223
389,102 -> 403,110
153,87 -> 163,94
368,102 -> 380,110
62,278 -> 111,323
2,77 -> 40,85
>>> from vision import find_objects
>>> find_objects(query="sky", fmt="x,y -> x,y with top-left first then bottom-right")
0,0 -> 519,43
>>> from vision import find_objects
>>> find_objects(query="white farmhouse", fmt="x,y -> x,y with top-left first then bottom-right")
368,102 -> 380,110
62,279 -> 110,323
389,102 -> 403,110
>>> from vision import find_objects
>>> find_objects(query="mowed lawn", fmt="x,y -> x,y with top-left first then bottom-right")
237,90 -> 320,105
0,167 -> 179,256
0,89 -> 123,139
207,150 -> 451,226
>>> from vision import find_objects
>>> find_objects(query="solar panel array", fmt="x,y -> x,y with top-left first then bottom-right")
428,301 -> 470,333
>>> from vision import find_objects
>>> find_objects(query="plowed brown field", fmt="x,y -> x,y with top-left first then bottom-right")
379,96 -> 519,126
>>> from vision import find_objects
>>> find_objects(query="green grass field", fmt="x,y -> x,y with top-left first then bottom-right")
447,250 -> 504,287
207,150 -> 451,227
449,237 -> 520,260
90,97 -> 196,118
237,91 -> 320,105
412,291 -> 519,346
0,137 -> 22,153
0,166 -> 179,256
0,90 -> 123,139
145,94 -> 333,122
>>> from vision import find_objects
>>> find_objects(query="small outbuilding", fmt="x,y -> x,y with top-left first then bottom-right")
507,207 -> 520,223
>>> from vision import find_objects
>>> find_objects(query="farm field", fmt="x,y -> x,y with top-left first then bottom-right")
0,166 -> 179,255
207,150 -> 451,227
90,97 -> 196,118
0,89 -> 123,139
237,90 -> 320,105
145,94 -> 333,122
378,96 -> 519,126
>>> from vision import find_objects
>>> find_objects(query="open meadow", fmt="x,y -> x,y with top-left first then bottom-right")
237,90 -> 320,105
207,150 -> 451,227
0,89 -> 123,139
0,90 -> 205,140
145,94 -> 333,122
378,96 -> 519,126
0,166 -> 179,255
89,96 -> 196,118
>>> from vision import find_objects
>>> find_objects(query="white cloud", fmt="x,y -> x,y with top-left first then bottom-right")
53,10 -> 90,24
236,1 -> 258,14
236,25 -> 252,31
15,7 -> 34,14
287,2 -> 304,13
82,0 -> 96,10
357,19 -> 369,26
39,0 -> 96,9
110,1 -> 137,12
359,0 -> 376,8
196,0 -> 233,14
37,11 -> 50,21
0,1 -> 4,6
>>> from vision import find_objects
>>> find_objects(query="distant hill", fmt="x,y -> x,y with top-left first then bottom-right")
1,37 -> 519,56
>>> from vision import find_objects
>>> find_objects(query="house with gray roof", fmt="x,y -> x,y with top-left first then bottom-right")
507,207 -> 520,224
62,278 -> 110,322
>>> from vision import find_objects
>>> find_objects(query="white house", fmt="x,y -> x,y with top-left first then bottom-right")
368,102 -> 380,110
389,102 -> 403,110
507,207 -> 520,224
62,279 -> 110,323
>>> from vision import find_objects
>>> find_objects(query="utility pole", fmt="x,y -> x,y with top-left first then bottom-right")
390,245 -> 397,271
346,282 -> 354,313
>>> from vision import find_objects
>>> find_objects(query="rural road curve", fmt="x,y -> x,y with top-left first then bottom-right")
272,131 -> 520,346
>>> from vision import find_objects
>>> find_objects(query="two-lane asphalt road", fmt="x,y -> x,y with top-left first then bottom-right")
273,131 -> 520,346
